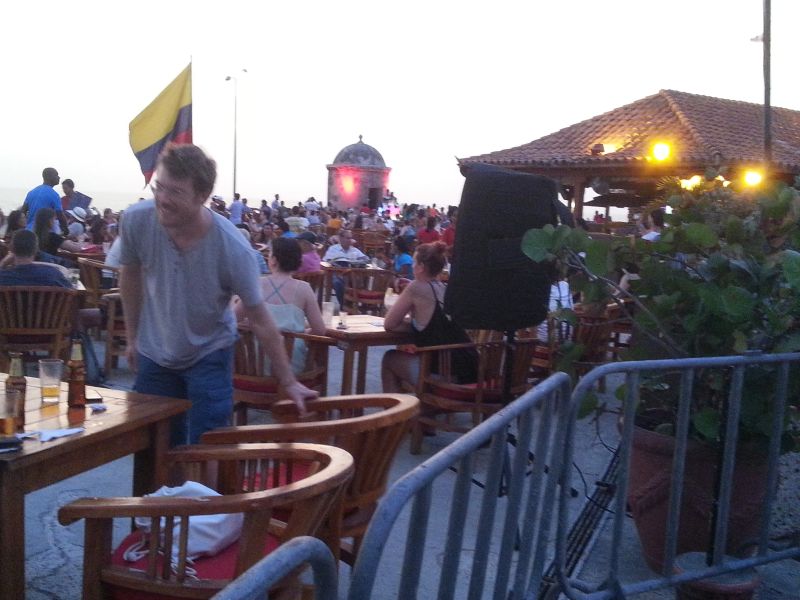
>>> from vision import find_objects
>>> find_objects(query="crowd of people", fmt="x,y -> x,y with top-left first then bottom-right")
0,144 -> 675,452
0,145 -> 465,447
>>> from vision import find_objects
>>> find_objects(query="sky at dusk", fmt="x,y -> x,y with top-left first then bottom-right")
1,0 -> 798,215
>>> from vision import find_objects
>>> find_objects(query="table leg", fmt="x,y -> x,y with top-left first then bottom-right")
339,343 -> 355,395
356,346 -> 369,394
0,469 -> 26,599
133,419 -> 171,495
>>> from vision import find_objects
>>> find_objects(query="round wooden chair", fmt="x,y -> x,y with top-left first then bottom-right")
232,325 -> 336,425
408,337 -> 538,454
201,393 -> 419,565
0,286 -> 77,370
343,268 -> 395,315
58,442 -> 354,600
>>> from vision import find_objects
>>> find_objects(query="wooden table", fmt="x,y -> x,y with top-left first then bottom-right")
325,314 -> 412,395
0,375 -> 189,599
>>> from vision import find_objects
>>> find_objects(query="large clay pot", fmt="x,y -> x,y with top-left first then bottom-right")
627,425 -> 768,573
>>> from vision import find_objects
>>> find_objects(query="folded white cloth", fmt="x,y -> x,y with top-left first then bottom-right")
37,428 -> 84,442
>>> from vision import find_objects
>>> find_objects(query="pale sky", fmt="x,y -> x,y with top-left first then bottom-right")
2,0 -> 798,214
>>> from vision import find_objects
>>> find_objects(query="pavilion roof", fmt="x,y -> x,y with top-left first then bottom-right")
459,89 -> 800,175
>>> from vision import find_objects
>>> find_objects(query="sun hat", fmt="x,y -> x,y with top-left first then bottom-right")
66,207 -> 87,222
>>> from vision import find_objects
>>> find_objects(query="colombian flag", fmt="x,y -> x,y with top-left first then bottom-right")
129,64 -> 193,184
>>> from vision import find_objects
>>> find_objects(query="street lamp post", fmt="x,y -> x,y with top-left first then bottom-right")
225,69 -> 247,199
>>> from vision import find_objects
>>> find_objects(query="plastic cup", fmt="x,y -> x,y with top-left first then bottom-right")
38,359 -> 63,405
102,242 -> 111,253
322,302 -> 335,327
0,389 -> 24,435
68,268 -> 81,287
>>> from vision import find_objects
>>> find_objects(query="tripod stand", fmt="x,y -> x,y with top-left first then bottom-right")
449,330 -> 577,498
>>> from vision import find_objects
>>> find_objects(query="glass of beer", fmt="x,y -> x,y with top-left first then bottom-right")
38,359 -> 64,405
0,389 -> 23,435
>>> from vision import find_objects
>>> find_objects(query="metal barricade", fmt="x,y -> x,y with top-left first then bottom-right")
349,372 -> 574,600
211,536 -> 338,600
556,352 -> 800,599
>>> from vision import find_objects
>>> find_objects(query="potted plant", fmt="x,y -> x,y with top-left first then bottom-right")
521,173 -> 800,571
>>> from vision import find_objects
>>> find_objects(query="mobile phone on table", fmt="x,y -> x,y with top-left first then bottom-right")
85,389 -> 104,403
0,436 -> 22,450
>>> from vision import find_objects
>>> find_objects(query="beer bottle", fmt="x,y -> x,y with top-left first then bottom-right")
67,339 -> 86,408
6,352 -> 26,431
6,353 -> 27,396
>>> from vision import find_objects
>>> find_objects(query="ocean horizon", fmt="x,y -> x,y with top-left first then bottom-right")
0,186 -> 147,216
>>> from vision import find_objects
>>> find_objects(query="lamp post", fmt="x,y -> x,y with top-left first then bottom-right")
762,0 -> 772,170
225,69 -> 247,199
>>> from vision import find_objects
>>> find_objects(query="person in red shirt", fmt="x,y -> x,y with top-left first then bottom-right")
441,212 -> 457,258
416,216 -> 441,244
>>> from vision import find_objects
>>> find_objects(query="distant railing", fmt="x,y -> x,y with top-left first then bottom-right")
556,352 -> 800,599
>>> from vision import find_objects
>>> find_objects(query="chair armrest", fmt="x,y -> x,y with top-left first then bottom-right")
281,331 -> 338,346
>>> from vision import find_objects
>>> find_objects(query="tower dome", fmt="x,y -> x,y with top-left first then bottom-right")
327,136 -> 391,210
332,135 -> 386,168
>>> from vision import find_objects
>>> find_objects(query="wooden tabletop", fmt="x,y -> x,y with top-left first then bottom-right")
325,314 -> 411,344
0,375 -> 188,474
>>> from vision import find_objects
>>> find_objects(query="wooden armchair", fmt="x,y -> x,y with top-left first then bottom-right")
409,338 -> 538,454
0,286 -> 77,370
233,326 -> 336,425
361,231 -> 389,257
201,394 -> 419,564
343,268 -> 395,315
58,442 -> 354,600
531,303 -> 619,389
101,292 -> 127,375
77,257 -> 119,309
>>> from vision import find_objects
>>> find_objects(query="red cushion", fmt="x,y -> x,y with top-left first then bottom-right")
429,380 -> 503,401
109,530 -> 279,600
355,290 -> 384,300
233,375 -> 277,394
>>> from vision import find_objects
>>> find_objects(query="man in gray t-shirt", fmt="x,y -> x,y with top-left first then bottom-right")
119,144 -> 317,445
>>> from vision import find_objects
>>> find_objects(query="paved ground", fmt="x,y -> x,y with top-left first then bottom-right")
22,341 -> 800,599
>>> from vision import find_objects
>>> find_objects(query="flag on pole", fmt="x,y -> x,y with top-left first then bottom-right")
129,63 -> 192,184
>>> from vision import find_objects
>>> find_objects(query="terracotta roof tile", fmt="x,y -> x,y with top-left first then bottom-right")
460,90 -> 800,171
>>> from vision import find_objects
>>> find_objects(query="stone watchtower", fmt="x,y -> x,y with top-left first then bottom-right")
327,136 -> 391,211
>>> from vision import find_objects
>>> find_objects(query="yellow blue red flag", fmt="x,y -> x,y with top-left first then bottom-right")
129,64 -> 192,184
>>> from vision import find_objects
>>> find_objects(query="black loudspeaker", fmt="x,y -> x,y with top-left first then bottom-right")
444,163 -> 559,331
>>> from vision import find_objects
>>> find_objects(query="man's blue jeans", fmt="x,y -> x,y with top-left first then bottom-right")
134,346 -> 234,446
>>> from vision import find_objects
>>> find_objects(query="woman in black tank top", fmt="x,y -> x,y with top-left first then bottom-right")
381,241 -> 452,393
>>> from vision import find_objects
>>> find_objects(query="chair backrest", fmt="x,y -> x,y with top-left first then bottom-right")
58,443 -> 354,599
0,286 -> 76,365
78,257 -> 118,308
233,326 -> 334,396
201,394 -> 420,561
347,268 -> 394,294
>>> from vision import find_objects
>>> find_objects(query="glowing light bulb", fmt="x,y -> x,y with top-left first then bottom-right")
652,143 -> 671,161
743,170 -> 763,186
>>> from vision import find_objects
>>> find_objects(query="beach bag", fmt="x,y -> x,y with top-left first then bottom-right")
125,481 -> 243,568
